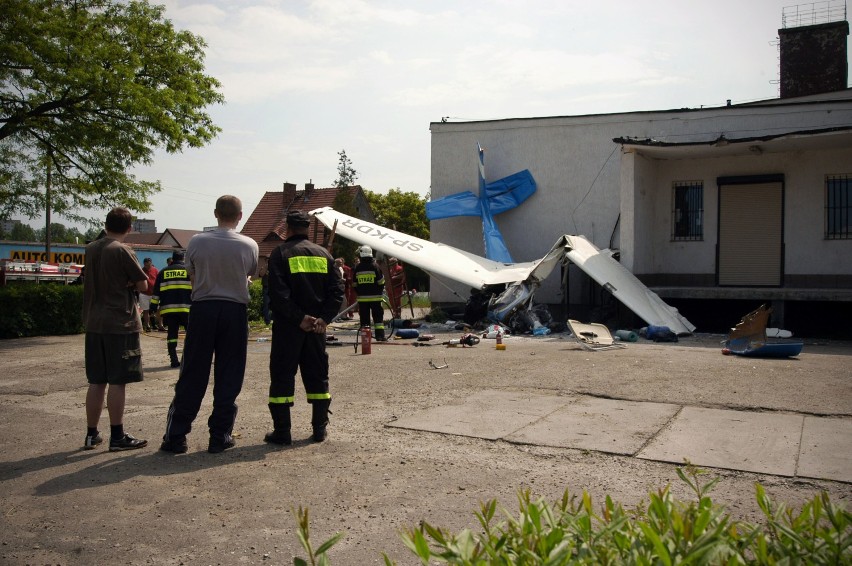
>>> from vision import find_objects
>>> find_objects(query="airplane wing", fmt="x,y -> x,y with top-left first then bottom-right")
560,235 -> 696,335
311,207 -> 695,334
310,207 -> 556,289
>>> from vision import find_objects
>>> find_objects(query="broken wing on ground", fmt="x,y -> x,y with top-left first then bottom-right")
310,207 -> 695,335
559,235 -> 696,335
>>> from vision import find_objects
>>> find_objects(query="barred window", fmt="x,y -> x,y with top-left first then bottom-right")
826,174 -> 851,239
671,181 -> 703,241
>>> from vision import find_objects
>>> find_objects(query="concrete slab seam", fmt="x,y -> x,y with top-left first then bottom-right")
792,412 -> 806,478
498,396 -> 578,441
633,404 -> 685,456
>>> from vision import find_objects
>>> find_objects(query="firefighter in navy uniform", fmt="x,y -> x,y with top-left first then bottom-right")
353,245 -> 386,341
151,251 -> 192,368
265,210 -> 344,444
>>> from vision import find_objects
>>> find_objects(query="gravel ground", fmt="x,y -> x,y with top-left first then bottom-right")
0,320 -> 850,565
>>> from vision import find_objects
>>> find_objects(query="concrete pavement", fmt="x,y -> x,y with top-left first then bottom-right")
388,388 -> 852,483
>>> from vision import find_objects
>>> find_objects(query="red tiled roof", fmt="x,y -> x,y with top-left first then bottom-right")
242,185 -> 370,258
124,232 -> 161,245
161,228 -> 202,249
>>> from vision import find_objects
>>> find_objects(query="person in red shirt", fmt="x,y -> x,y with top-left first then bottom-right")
337,257 -> 355,319
139,258 -> 164,332
387,257 -> 406,319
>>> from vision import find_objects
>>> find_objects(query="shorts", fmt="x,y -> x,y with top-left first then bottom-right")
138,293 -> 152,310
85,332 -> 144,385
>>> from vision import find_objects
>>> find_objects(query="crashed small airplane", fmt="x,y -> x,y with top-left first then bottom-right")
310,207 -> 695,335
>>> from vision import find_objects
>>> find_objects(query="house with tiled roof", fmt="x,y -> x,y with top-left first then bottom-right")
122,228 -> 201,248
123,232 -> 161,246
159,229 -> 201,249
242,181 -> 375,258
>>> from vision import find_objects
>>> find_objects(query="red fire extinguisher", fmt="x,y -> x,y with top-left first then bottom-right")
360,326 -> 372,355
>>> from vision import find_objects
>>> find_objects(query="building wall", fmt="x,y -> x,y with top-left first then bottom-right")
627,145 -> 852,280
430,95 -> 852,304
783,146 -> 852,277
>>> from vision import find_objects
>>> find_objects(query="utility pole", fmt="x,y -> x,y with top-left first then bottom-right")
45,148 -> 52,261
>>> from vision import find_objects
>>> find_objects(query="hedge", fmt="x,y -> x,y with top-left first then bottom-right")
0,280 -> 267,339
0,283 -> 85,339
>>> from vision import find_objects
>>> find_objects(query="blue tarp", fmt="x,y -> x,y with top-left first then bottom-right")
426,168 -> 537,263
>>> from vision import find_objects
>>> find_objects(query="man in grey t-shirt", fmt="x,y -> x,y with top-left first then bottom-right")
160,195 -> 259,454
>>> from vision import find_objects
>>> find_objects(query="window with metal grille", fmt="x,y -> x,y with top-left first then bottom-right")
826,174 -> 851,239
671,181 -> 703,241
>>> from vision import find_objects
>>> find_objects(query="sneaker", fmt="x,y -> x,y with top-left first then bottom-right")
160,438 -> 188,454
143,326 -> 151,333
208,435 -> 236,453
263,430 -> 292,445
83,432 -> 103,450
170,360 -> 181,368
109,433 -> 148,452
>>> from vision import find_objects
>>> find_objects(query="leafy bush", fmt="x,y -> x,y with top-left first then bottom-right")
294,465 -> 850,565
248,278 -> 264,323
409,292 -> 431,309
0,283 -> 84,339
425,307 -> 448,323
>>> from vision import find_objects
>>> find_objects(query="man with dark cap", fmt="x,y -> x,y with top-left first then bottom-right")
151,251 -> 192,368
265,210 -> 344,444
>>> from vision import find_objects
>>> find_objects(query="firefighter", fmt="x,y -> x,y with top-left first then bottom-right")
265,210 -> 344,444
353,245 -> 386,341
150,251 -> 192,368
387,257 -> 406,319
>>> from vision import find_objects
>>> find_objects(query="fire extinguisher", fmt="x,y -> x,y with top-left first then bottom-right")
360,326 -> 372,355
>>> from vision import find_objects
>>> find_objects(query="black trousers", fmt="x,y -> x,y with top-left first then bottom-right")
164,300 -> 248,442
358,301 -> 384,329
269,321 -> 330,407
162,312 -> 189,349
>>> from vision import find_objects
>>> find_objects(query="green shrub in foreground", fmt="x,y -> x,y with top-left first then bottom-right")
294,465 -> 850,565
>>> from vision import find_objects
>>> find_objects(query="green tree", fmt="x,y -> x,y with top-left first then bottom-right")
35,222 -> 85,244
364,188 -> 430,290
331,189 -> 359,262
0,0 -> 224,225
328,149 -> 360,261
331,149 -> 358,189
83,226 -> 101,243
8,221 -> 37,242
364,188 -> 429,240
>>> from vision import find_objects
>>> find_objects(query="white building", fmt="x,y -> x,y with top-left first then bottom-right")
429,18 -> 851,334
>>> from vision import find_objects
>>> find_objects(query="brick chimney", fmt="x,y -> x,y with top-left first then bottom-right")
304,180 -> 315,199
283,182 -> 297,205
778,19 -> 849,98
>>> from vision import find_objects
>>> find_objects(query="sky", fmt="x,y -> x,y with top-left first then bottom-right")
16,0 -> 852,231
